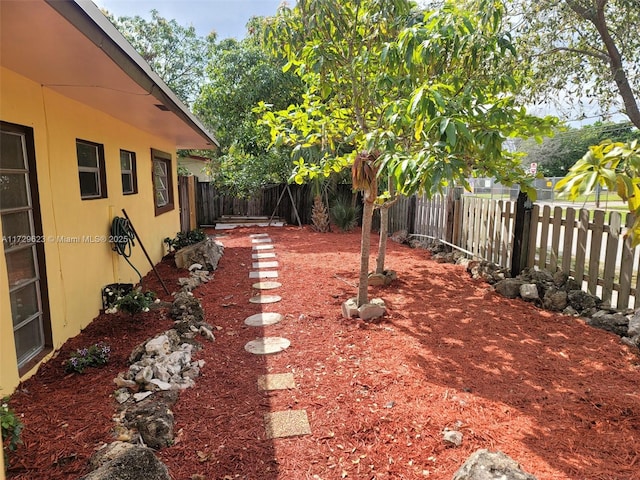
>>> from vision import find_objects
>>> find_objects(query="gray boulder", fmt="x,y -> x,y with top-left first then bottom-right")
542,288 -> 568,311
567,290 -> 600,314
174,237 -> 223,271
81,443 -> 170,480
452,449 -> 537,480
124,392 -> 178,449
494,279 -> 524,299
628,310 -> 640,337
519,284 -> 539,301
586,310 -> 628,337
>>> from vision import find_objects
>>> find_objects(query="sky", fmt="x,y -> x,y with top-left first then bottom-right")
93,0 -> 285,40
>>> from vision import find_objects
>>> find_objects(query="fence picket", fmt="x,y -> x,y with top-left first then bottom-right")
500,201 -> 510,266
616,214 -> 634,308
486,201 -> 496,261
562,208 -> 576,274
575,209 -> 589,284
538,205 -> 551,269
550,206 -> 563,272
587,210 -> 605,295
602,212 -> 621,306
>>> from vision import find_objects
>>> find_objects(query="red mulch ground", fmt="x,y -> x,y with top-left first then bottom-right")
5,226 -> 640,480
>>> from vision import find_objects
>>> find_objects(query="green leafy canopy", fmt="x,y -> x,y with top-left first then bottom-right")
259,0 -> 557,199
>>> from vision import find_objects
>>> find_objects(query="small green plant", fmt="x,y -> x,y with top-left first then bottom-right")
63,342 -> 111,374
330,196 -> 361,232
107,288 -> 156,315
164,229 -> 207,251
2,398 -> 23,467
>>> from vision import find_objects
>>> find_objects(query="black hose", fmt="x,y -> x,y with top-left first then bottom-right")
111,217 -> 142,283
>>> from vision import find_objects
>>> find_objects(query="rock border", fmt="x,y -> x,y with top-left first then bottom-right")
396,234 -> 640,349
83,262 -> 219,479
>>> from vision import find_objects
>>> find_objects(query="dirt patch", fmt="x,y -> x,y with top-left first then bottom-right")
5,226 -> 640,479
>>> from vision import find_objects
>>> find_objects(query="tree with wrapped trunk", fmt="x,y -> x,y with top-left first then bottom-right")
258,0 -> 556,307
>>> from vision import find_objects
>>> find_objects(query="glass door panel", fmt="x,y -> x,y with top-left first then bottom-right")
1,125 -> 47,368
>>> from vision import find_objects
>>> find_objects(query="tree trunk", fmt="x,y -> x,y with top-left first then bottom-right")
357,196 -> 374,306
376,206 -> 389,274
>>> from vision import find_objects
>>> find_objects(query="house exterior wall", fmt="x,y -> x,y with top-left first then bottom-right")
0,68 -> 181,394
179,157 -> 211,182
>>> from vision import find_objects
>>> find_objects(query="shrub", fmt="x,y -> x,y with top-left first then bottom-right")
63,342 -> 111,374
108,288 -> 156,315
2,398 -> 23,468
164,229 -> 207,251
330,196 -> 361,232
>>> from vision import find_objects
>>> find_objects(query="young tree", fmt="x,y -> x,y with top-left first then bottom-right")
260,0 -> 556,307
510,0 -> 640,128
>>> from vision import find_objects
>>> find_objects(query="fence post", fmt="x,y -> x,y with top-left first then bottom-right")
446,187 -> 464,244
407,195 -> 417,235
511,191 -> 532,277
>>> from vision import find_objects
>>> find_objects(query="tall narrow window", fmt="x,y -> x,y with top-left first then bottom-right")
1,121 -> 52,372
77,139 -> 107,199
151,149 -> 174,215
120,150 -> 137,195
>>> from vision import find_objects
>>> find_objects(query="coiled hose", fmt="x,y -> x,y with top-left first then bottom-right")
111,216 -> 142,283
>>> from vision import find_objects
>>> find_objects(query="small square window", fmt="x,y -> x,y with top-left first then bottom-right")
151,149 -> 174,216
77,139 -> 107,199
120,150 -> 138,195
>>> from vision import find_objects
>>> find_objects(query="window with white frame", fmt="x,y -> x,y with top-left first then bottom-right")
77,139 -> 107,199
120,150 -> 137,195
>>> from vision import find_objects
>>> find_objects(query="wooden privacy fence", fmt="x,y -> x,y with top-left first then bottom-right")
196,182 -> 357,227
388,190 -> 639,310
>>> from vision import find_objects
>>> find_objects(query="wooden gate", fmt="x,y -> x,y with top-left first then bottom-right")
178,175 -> 197,232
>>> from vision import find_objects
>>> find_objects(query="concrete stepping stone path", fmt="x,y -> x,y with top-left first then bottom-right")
264,410 -> 311,439
252,252 -> 276,259
249,294 -> 281,304
252,261 -> 278,269
252,281 -> 282,290
244,337 -> 290,354
253,244 -> 274,251
249,270 -> 278,279
245,234 -> 312,438
244,312 -> 284,327
257,373 -> 295,391
249,233 -> 270,238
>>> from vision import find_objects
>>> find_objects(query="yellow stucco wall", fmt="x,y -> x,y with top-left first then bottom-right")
0,68 -> 181,395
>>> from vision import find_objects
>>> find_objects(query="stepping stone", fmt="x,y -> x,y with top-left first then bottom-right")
252,261 -> 279,269
249,271 -> 278,279
244,337 -> 290,355
249,233 -> 270,238
257,373 -> 295,391
252,252 -> 276,259
253,244 -> 274,251
264,410 -> 311,439
252,281 -> 282,290
244,312 -> 284,327
249,294 -> 281,304
252,238 -> 272,244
